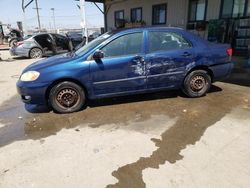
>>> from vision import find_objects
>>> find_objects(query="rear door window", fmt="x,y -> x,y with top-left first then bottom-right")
53,34 -> 69,50
34,34 -> 51,49
148,31 -> 192,53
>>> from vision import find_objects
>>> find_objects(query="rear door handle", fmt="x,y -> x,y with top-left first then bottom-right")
182,52 -> 192,57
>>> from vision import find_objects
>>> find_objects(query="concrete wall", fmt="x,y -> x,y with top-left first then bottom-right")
105,0 -> 223,31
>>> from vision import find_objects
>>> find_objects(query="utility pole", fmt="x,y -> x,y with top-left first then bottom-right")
22,10 -> 27,36
22,0 -> 35,36
21,0 -> 27,36
79,0 -> 88,43
51,8 -> 56,33
33,0 -> 41,31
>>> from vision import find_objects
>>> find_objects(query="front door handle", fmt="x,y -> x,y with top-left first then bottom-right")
133,55 -> 145,63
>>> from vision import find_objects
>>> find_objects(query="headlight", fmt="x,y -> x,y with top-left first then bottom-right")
20,71 -> 40,82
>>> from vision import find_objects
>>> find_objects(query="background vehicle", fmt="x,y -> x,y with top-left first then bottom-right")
7,28 -> 23,47
10,33 -> 73,59
17,27 -> 233,113
66,31 -> 83,48
66,31 -> 101,50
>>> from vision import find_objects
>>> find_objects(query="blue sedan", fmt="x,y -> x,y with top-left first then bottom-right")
17,27 -> 233,113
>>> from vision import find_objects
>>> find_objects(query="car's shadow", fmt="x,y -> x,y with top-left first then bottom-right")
10,53 -> 68,61
25,85 -> 222,114
12,56 -> 30,60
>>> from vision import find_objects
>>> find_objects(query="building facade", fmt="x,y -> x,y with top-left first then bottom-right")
88,0 -> 250,55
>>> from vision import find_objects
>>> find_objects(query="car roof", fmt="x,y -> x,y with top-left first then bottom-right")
32,33 -> 65,38
111,26 -> 184,34
108,26 -> 207,47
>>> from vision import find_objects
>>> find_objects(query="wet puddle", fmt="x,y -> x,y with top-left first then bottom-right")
0,89 -> 181,147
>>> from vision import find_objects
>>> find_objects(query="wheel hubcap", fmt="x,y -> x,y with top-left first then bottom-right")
31,49 -> 42,58
190,75 -> 206,91
56,88 -> 79,108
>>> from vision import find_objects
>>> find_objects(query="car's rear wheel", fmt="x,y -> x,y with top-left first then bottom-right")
49,81 -> 86,113
29,48 -> 43,59
182,70 -> 211,98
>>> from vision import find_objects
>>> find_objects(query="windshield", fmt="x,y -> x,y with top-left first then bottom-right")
75,32 -> 113,56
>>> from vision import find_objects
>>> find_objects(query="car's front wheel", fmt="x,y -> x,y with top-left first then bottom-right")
29,48 -> 43,59
182,70 -> 211,98
49,81 -> 86,113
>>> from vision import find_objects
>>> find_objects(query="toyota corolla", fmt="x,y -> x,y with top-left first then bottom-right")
17,27 -> 233,113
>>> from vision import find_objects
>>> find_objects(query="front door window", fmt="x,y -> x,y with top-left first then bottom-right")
101,32 -> 143,58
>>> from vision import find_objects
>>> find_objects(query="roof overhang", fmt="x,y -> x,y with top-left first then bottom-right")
86,0 -> 104,3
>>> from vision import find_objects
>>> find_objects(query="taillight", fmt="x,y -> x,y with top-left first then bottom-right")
227,48 -> 233,57
16,41 -> 23,46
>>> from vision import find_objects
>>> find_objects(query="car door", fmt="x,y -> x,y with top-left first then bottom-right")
34,34 -> 54,56
145,30 -> 195,89
52,34 -> 71,53
89,32 -> 146,96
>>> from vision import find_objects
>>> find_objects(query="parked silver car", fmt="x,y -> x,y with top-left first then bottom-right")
10,33 -> 73,59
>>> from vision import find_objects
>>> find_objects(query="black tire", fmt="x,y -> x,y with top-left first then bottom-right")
29,48 -> 43,59
49,81 -> 86,113
9,39 -> 17,47
182,70 -> 211,98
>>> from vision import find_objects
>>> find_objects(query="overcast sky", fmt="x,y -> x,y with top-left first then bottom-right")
0,0 -> 104,29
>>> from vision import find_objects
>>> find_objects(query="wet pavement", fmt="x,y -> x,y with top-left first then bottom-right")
1,83 -> 250,187
0,52 -> 250,187
0,84 -> 241,146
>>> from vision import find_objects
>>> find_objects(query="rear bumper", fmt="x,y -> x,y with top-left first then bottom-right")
16,80 -> 49,105
210,62 -> 234,82
10,47 -> 29,57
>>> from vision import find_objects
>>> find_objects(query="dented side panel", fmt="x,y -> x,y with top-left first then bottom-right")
145,49 -> 195,89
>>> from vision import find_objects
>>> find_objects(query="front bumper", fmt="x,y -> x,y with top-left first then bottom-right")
16,80 -> 50,105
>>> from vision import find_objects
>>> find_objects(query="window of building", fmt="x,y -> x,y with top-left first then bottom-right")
115,10 -> 124,20
148,32 -> 192,53
101,32 -> 143,58
220,0 -> 246,18
131,8 -> 142,22
188,0 -> 207,22
152,4 -> 167,25
247,1 -> 250,15
114,10 -> 124,27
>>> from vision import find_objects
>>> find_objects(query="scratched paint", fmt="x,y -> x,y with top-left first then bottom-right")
132,59 -> 145,76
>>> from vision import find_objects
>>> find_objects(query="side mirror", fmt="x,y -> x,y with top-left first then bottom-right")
93,50 -> 104,60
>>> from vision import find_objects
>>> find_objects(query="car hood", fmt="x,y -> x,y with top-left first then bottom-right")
23,53 -> 78,72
